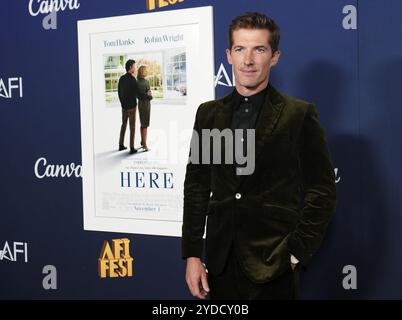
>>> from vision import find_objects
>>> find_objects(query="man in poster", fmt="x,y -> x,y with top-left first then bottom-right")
182,12 -> 337,299
118,59 -> 138,154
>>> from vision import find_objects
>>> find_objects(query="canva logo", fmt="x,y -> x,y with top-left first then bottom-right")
28,0 -> 80,16
0,77 -> 23,99
146,0 -> 184,11
98,238 -> 133,278
34,157 -> 82,178
0,241 -> 28,263
28,0 -> 80,30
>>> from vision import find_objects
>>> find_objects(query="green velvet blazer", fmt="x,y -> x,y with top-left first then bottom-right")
182,83 -> 337,283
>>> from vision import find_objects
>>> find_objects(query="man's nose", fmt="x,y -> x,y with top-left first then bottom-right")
243,51 -> 254,65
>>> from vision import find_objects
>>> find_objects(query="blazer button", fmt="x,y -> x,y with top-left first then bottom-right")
235,193 -> 241,199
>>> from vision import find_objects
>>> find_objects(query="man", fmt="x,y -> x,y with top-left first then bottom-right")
182,12 -> 337,300
118,59 -> 138,154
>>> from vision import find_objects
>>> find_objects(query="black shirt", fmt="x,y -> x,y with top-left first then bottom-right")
231,85 -> 268,130
118,73 -> 138,109
231,85 -> 268,171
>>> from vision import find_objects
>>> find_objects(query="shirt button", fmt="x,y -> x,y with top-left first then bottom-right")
245,109 -> 249,112
235,193 -> 241,199
241,138 -> 244,142
244,97 -> 248,102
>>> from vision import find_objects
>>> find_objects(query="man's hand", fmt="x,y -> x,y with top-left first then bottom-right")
290,262 -> 297,271
147,89 -> 152,97
185,257 -> 210,299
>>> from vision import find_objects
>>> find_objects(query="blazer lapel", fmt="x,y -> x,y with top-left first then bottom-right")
211,92 -> 238,187
214,91 -> 234,131
254,84 -> 285,160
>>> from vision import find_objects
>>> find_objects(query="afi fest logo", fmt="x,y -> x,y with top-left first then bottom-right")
146,0 -> 184,11
0,77 -> 23,99
0,241 -> 28,263
98,239 -> 133,278
28,0 -> 81,30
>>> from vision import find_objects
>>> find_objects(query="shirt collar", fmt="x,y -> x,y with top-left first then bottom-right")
233,84 -> 269,110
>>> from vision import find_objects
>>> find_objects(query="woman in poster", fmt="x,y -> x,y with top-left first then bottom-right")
137,65 -> 153,151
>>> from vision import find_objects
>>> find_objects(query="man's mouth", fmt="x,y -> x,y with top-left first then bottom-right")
240,69 -> 257,75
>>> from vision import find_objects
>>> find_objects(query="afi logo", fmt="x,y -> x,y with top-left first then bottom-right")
98,239 -> 133,278
146,0 -> 184,11
0,241 -> 28,263
214,63 -> 234,87
0,77 -> 23,99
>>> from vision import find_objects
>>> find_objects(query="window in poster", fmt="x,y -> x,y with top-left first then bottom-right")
77,6 -> 215,236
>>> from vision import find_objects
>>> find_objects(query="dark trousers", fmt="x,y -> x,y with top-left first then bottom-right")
208,244 -> 300,300
119,108 -> 136,149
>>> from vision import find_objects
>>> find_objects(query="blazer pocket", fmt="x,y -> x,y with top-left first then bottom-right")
264,133 -> 290,147
261,133 -> 293,161
262,203 -> 300,225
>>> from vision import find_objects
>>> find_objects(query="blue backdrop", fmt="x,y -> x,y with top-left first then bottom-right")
1,0 -> 401,299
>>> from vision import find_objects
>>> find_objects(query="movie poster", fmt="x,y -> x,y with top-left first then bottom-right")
77,7 -> 214,236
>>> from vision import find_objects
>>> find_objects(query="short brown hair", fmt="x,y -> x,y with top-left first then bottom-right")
228,12 -> 280,53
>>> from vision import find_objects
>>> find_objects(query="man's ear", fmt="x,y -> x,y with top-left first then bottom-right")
270,50 -> 281,67
226,48 -> 233,65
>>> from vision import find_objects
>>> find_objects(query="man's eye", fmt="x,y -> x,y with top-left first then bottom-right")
256,48 -> 266,53
234,48 -> 243,52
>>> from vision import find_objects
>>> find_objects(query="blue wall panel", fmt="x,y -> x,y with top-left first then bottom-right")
0,0 -> 400,299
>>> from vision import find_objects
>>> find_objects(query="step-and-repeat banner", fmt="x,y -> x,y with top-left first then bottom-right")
1,0 -> 401,299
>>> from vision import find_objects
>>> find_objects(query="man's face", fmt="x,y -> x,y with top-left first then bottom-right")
129,63 -> 136,74
226,28 -> 280,92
